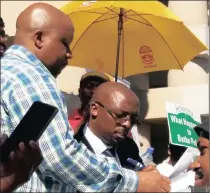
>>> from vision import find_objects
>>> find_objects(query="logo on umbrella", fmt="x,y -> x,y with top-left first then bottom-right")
139,46 -> 155,67
81,1 -> 96,7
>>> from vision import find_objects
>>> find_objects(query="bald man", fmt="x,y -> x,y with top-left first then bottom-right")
82,82 -> 140,146
1,3 -> 170,193
75,82 -> 171,192
75,82 -> 144,168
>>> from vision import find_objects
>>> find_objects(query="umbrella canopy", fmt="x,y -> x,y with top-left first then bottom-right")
61,1 -> 208,78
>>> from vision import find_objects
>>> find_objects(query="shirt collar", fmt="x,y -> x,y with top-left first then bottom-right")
83,124 -> 112,154
4,44 -> 56,81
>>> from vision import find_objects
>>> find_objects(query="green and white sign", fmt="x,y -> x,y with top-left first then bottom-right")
165,102 -> 201,148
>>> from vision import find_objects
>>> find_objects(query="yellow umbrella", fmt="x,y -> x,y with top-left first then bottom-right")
61,1 -> 208,80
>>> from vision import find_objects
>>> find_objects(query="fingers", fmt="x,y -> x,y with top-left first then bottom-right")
0,134 -> 8,146
9,143 -> 28,165
161,176 -> 171,192
152,169 -> 160,174
142,165 -> 156,172
161,175 -> 170,184
19,142 -> 26,152
9,151 -> 16,161
29,141 -> 39,151
10,142 -> 36,179
160,188 -> 169,192
160,180 -> 171,192
29,141 -> 43,168
10,142 -> 40,168
9,141 -> 42,168
141,165 -> 160,175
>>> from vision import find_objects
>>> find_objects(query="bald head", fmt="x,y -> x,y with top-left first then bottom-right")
15,3 -> 73,42
91,82 -> 139,108
14,3 -> 74,77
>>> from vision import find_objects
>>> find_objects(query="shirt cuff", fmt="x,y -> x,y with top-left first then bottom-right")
121,168 -> 139,192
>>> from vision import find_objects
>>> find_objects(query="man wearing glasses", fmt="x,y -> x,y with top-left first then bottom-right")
74,81 -> 171,192
75,81 -> 141,166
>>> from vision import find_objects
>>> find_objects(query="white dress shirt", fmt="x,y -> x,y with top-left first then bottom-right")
83,124 -> 121,165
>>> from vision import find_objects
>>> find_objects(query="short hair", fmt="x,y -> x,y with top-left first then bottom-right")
0,17 -> 5,28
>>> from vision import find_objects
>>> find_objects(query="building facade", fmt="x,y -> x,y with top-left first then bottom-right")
1,0 -> 209,163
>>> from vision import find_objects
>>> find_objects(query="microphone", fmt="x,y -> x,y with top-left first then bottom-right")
127,157 -> 145,171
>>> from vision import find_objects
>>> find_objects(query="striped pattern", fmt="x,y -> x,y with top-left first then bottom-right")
0,45 -> 138,192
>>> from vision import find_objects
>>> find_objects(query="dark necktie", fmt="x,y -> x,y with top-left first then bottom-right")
103,147 -> 116,158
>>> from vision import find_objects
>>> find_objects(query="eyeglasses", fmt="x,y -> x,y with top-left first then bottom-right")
94,101 -> 141,126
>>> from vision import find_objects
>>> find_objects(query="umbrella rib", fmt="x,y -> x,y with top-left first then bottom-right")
123,16 -> 152,26
128,13 -> 182,23
72,8 -> 115,51
105,7 -> 118,15
105,7 -> 132,17
132,10 -> 183,69
93,16 -> 119,23
93,10 -> 133,24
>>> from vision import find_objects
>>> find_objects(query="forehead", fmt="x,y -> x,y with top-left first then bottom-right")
198,137 -> 209,147
109,91 -> 139,113
55,20 -> 74,41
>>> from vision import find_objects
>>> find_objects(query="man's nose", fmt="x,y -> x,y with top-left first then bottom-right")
66,48 -> 73,60
66,52 -> 72,60
189,156 -> 201,170
121,118 -> 132,130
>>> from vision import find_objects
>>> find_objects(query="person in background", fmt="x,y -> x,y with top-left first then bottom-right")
68,71 -> 111,134
177,119 -> 209,192
0,134 -> 43,193
166,143 -> 187,166
157,143 -> 187,178
190,119 -> 209,187
1,2 -> 170,192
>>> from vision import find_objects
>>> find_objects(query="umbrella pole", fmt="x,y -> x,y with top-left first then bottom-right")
114,8 -> 123,82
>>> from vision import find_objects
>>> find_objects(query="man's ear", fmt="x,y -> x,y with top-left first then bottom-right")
34,30 -> 43,49
90,102 -> 98,118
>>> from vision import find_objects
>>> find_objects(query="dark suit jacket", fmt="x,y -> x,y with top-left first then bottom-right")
74,123 -> 144,170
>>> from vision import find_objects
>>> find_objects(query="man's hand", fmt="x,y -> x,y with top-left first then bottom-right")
0,134 -> 43,193
142,165 -> 158,172
136,171 -> 171,192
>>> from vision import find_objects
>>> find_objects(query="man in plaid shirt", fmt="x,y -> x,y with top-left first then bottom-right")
0,2 -> 170,192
